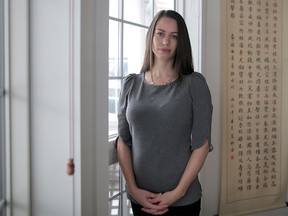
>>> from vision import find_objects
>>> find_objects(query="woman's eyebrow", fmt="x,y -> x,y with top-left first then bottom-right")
156,28 -> 178,34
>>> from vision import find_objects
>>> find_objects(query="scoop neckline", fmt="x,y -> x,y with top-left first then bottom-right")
142,72 -> 178,86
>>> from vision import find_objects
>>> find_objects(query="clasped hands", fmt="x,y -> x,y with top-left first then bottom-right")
130,187 -> 182,215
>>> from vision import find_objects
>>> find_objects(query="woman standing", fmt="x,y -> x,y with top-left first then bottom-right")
116,10 -> 213,216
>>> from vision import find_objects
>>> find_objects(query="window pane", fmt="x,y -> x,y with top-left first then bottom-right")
109,190 -> 134,216
154,0 -> 174,14
109,163 -> 120,199
109,20 -> 120,77
109,0 -> 121,18
123,24 -> 147,75
109,196 -> 120,216
109,79 -> 121,136
122,192 -> 133,216
124,0 -> 152,26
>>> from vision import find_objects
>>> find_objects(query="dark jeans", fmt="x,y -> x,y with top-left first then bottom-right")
131,199 -> 201,216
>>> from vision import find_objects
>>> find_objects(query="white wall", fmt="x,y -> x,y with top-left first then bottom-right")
30,0 -> 73,215
200,0 -> 222,215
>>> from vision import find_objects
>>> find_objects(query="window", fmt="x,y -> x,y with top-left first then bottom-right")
108,1 -> 176,215
108,0 -> 177,137
0,0 -> 6,214
108,0 -> 202,137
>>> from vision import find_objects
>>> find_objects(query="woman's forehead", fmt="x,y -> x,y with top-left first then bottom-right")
155,17 -> 178,33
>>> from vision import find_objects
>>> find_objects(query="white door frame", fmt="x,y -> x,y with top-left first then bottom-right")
78,0 -> 109,215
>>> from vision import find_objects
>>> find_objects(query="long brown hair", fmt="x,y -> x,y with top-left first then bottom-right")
140,10 -> 194,77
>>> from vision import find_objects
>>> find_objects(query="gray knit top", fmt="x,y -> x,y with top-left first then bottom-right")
118,72 -> 213,206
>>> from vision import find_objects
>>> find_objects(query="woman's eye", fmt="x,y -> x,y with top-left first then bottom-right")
171,35 -> 178,40
156,32 -> 164,37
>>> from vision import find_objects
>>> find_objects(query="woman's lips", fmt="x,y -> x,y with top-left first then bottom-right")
159,48 -> 170,52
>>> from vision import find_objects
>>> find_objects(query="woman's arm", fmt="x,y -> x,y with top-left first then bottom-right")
147,139 -> 210,207
174,139 -> 210,197
117,137 -> 169,214
117,137 -> 137,192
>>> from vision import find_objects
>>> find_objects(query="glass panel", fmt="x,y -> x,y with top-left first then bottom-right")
109,162 -> 120,199
154,0 -> 174,14
109,20 -> 121,77
109,0 -> 121,18
122,192 -> 133,216
109,196 -> 120,216
123,24 -> 147,75
109,79 -> 121,136
109,191 -> 134,216
189,0 -> 201,72
124,0 -> 153,26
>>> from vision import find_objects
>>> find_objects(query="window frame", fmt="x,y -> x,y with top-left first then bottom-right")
0,0 -> 31,215
0,0 -> 5,213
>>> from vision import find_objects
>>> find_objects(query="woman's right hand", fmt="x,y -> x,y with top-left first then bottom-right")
130,187 -> 169,215
118,138 -> 168,214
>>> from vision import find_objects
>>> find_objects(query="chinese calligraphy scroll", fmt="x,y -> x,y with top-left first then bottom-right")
220,0 -> 288,215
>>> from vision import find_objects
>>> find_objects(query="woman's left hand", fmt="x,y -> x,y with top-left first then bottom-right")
142,190 -> 182,215
142,141 -> 211,215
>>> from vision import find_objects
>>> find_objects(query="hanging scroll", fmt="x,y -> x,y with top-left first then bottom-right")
220,0 -> 288,215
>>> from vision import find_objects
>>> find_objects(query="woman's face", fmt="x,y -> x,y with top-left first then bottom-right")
152,17 -> 178,63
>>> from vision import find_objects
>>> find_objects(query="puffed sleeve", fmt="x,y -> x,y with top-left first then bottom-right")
189,72 -> 213,151
116,73 -> 136,147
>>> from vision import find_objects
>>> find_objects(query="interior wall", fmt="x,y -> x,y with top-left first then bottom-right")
200,0 -> 222,215
29,1 -> 74,215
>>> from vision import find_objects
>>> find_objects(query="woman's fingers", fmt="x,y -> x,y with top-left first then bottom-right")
141,205 -> 169,215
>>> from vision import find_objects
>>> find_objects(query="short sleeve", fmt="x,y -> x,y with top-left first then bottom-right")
189,73 -> 213,151
117,73 -> 136,146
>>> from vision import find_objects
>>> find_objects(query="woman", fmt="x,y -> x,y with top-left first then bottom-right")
116,10 -> 213,216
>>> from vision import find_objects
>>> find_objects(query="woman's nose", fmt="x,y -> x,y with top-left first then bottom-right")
162,37 -> 169,45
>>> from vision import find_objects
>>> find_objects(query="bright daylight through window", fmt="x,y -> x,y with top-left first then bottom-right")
108,0 -> 177,138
